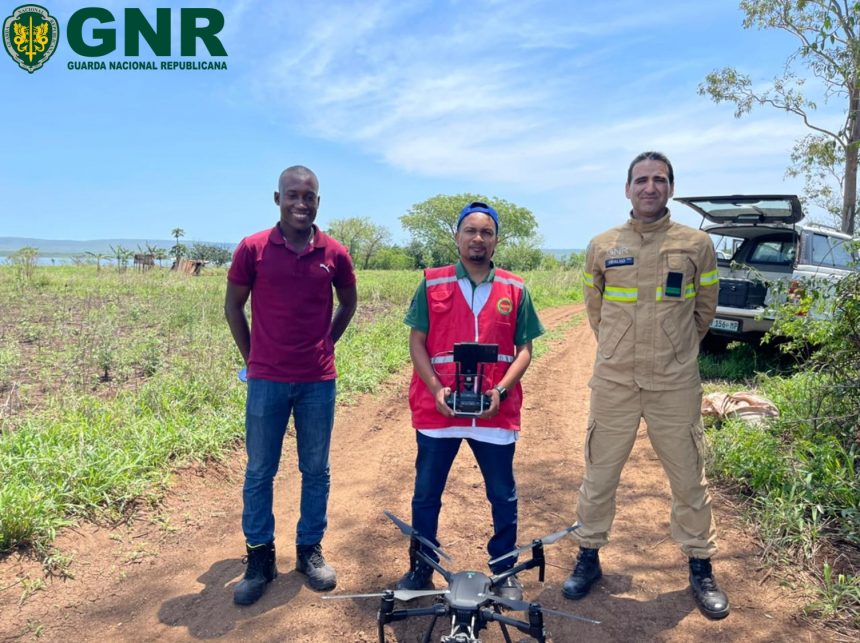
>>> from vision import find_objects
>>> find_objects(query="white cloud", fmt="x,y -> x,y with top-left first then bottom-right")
225,0 -> 846,246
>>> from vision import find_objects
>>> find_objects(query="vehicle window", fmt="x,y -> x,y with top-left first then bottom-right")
709,233 -> 744,261
749,240 -> 795,264
811,233 -> 857,268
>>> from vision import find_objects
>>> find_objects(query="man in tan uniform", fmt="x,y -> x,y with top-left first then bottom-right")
562,151 -> 729,620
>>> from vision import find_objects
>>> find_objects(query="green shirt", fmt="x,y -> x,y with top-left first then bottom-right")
404,261 -> 545,345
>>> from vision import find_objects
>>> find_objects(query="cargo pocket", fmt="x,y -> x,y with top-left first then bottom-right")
688,420 -> 706,471
662,253 -> 694,302
429,287 -> 454,313
666,253 -> 694,278
598,314 -> 632,359
660,315 -> 682,362
584,418 -> 597,464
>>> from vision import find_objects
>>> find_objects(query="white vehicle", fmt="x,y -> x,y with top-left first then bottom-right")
674,194 -> 859,349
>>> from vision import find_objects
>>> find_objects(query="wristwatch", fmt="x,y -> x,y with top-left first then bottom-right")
494,385 -> 508,402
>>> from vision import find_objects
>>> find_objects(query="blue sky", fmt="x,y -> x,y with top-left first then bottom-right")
0,0 -> 843,249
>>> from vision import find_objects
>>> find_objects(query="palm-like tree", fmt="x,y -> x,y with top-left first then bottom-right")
171,228 -> 185,263
85,251 -> 108,272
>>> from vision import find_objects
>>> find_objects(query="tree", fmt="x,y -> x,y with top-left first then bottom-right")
9,246 -> 38,284
171,228 -> 185,262
189,242 -> 232,267
109,245 -> 133,272
326,217 -> 391,269
787,133 -> 844,226
85,251 -> 108,271
494,239 -> 546,272
153,247 -> 169,267
171,243 -> 188,265
400,194 -> 540,267
699,0 -> 860,235
369,245 -> 417,269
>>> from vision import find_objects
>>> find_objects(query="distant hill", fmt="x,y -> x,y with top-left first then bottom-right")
0,238 -> 581,261
0,237 -> 234,256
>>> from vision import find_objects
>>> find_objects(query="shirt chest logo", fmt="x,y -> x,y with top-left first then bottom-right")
607,246 -> 629,257
497,297 -> 513,315
606,256 -> 634,268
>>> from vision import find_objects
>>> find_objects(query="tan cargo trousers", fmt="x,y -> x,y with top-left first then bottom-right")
575,381 -> 717,558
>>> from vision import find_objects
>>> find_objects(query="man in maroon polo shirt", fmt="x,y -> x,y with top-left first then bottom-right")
225,165 -> 357,605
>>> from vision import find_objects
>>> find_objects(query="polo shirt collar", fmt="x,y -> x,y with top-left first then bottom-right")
455,259 -> 495,285
269,223 -> 324,253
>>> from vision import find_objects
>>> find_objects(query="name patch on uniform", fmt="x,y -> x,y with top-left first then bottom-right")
605,256 -> 634,268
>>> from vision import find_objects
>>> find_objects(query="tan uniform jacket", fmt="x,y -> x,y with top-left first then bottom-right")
584,212 -> 719,391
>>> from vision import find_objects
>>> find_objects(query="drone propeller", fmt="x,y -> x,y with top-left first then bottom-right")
323,588 -> 449,602
487,523 -> 581,566
483,594 -> 601,625
384,510 -> 452,561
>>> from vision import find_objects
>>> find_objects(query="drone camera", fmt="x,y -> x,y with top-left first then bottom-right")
444,342 -> 499,417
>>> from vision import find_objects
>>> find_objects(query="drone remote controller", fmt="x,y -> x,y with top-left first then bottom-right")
443,342 -> 498,417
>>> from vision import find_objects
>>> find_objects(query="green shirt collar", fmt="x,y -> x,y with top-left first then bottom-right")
455,259 -> 496,285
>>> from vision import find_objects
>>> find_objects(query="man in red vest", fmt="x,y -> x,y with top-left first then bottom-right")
398,201 -> 545,601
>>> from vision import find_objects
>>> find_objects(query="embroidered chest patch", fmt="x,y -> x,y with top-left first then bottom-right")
605,256 -> 634,268
497,297 -> 513,315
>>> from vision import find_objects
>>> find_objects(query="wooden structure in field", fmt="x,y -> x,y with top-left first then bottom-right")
133,254 -> 155,271
171,258 -> 205,275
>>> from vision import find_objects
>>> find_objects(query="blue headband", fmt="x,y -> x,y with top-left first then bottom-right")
457,201 -> 499,230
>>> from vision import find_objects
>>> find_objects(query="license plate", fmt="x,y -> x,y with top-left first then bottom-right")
710,318 -> 740,332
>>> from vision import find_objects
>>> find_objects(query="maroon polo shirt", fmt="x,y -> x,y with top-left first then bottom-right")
227,224 -> 356,382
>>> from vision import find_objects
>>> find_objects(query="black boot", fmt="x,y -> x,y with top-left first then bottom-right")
396,538 -> 434,590
296,543 -> 337,591
562,548 -> 602,600
689,558 -> 730,619
233,541 -> 277,605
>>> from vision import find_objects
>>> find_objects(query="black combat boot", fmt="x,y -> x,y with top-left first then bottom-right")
562,547 -> 602,600
396,538 -> 434,590
233,541 -> 277,605
296,543 -> 337,591
689,558 -> 730,619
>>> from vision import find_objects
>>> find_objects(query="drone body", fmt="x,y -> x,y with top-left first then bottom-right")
447,571 -> 492,611
323,512 -> 599,643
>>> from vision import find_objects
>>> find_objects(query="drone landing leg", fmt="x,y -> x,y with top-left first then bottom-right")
528,603 -> 546,643
492,605 -> 514,643
420,614 -> 439,643
377,592 -> 395,643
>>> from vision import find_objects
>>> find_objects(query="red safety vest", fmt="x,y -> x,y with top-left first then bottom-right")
409,265 -> 524,430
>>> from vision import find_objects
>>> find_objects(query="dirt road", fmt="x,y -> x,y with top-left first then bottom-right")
0,305 -> 829,642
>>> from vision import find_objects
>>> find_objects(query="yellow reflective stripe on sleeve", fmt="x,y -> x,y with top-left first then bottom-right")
583,272 -> 594,287
604,286 -> 637,302
699,270 -> 719,286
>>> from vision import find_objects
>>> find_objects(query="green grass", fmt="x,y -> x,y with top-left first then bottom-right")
0,265 -> 580,552
701,333 -> 859,632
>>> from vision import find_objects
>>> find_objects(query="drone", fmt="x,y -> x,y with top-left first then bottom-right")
323,511 -> 600,643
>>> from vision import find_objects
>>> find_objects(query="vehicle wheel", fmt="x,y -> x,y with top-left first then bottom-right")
700,333 -> 730,354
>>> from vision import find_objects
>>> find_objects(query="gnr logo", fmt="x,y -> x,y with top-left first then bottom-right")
3,5 -> 60,73
3,5 -> 227,73
67,7 -> 227,57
